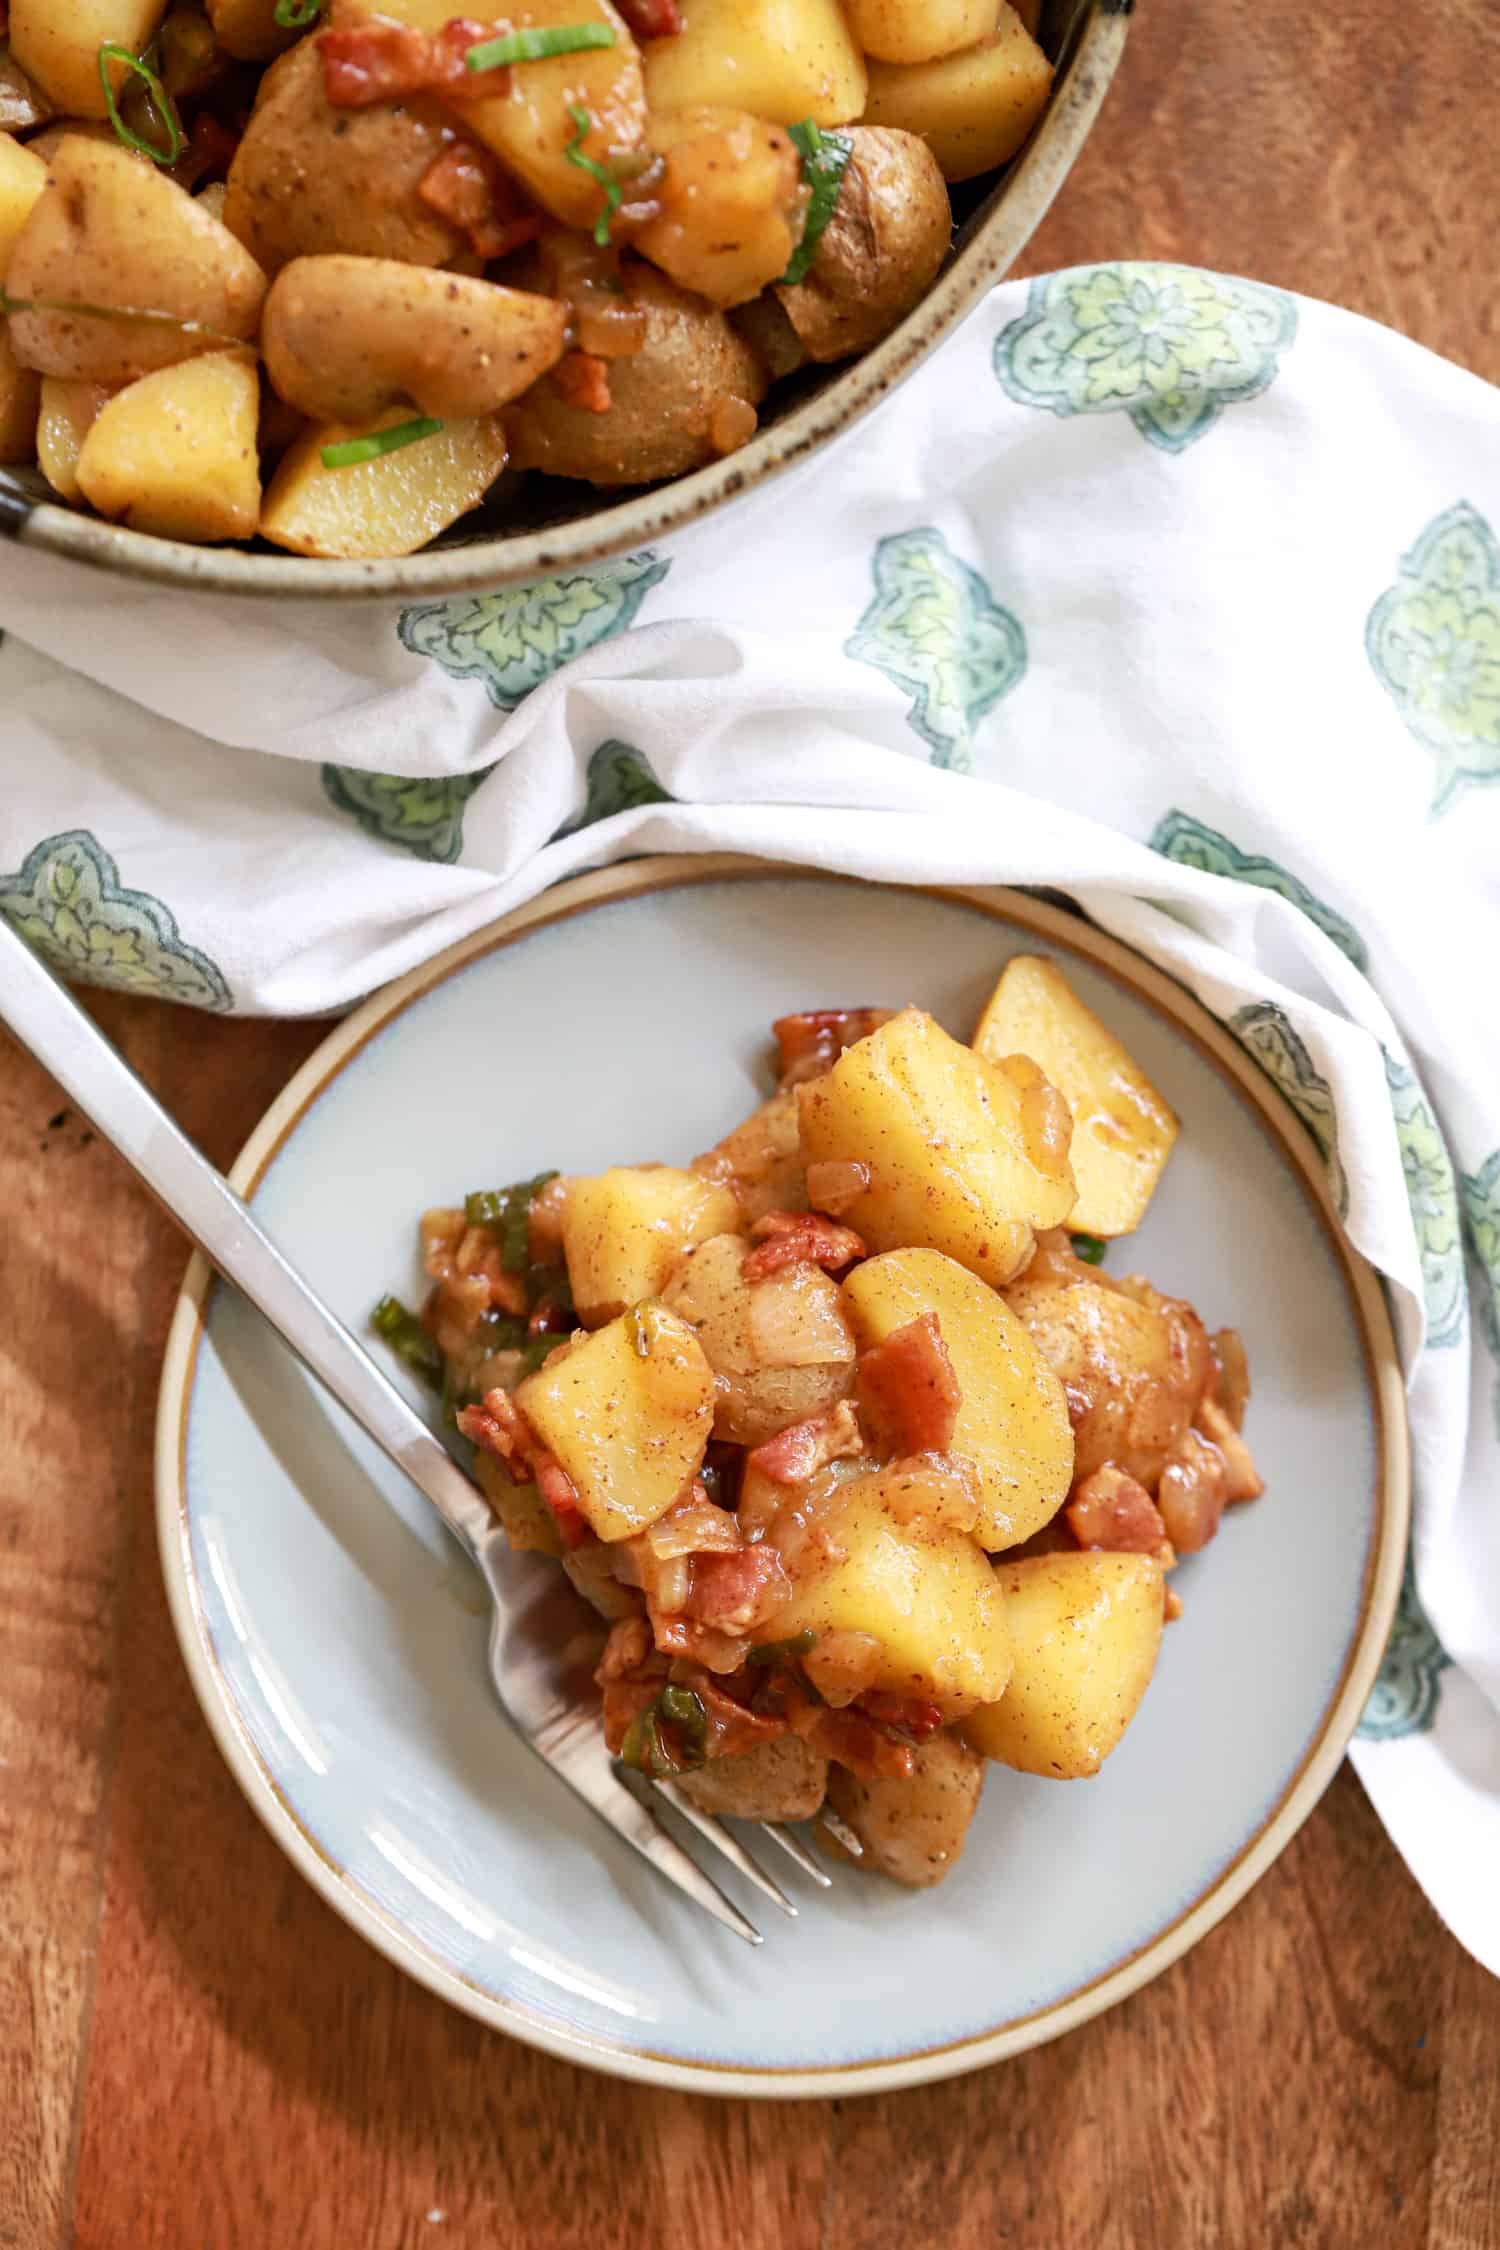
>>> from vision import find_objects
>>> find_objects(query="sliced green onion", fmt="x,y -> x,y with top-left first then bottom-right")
98,42 -> 185,167
0,288 -> 247,346
465,1171 -> 560,1272
467,22 -> 615,68
624,1301 -> 668,1359
564,102 -> 623,248
320,416 -> 444,469
779,118 -> 853,287
1070,1232 -> 1108,1266
273,0 -> 322,24
620,1685 -> 707,1776
371,1294 -> 444,1386
746,1629 -> 818,1669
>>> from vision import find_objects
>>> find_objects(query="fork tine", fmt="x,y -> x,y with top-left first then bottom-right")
652,1780 -> 798,1918
758,1822 -> 834,1887
816,1804 -> 866,1860
533,1710 -> 762,1944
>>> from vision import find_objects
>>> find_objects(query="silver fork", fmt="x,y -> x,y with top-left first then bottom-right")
0,922 -> 839,1944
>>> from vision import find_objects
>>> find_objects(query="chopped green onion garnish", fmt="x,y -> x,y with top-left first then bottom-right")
464,1171 -> 559,1272
273,0 -> 322,24
467,22 -> 616,67
0,288 -> 246,345
620,1685 -> 708,1776
564,102 -> 623,248
779,118 -> 853,287
320,417 -> 444,469
98,43 -> 186,167
371,1294 -> 444,1386
624,1301 -> 668,1359
746,1629 -> 818,1669
1070,1232 -> 1108,1266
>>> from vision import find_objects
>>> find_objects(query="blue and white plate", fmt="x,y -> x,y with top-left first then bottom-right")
155,861 -> 1407,2096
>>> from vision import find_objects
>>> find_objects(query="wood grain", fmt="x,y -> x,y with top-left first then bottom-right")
6,4 -> 1500,2242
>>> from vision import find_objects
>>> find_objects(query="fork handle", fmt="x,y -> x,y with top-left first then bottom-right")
0,923 -> 495,1556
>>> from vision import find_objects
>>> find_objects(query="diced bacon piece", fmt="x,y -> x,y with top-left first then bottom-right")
1067,1463 -> 1173,1564
772,1008 -> 895,1088
782,1688 -> 916,1781
671,1665 -> 789,1757
601,1674 -> 665,1754
534,1454 -> 590,1548
746,1399 -> 863,1487
550,350 -> 612,413
856,1312 -> 962,1455
687,1545 -> 791,1633
616,0 -> 683,35
318,17 -> 510,108
743,1210 -> 866,1282
1195,1396 -> 1265,1504
855,1690 -> 944,1744
456,1388 -> 530,1470
418,141 -> 540,262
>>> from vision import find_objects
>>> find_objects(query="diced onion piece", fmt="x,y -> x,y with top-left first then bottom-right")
645,1494 -> 743,1559
805,1158 -> 871,1216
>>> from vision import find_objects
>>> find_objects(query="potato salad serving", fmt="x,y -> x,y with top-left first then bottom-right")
375,957 -> 1265,1890
0,0 -> 1055,558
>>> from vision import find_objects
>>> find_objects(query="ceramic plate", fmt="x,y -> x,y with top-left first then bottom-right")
156,861 -> 1407,2096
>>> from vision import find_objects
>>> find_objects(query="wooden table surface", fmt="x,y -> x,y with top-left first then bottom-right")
5,4 -> 1500,2245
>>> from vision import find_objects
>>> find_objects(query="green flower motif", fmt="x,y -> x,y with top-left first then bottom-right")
551,740 -> 674,842
1384,1051 -> 1465,1349
1231,1001 -> 1348,1216
320,767 -> 490,864
1356,1555 -> 1452,1741
396,551 -> 671,710
0,830 -> 231,1010
994,263 -> 1298,453
1366,501 -> 1500,814
1461,1148 -> 1500,1437
845,527 -> 1026,771
1148,809 -> 1368,970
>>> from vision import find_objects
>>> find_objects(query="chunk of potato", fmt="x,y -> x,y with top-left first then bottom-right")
36,378 -> 112,498
775,126 -> 949,364
973,956 -> 1179,1238
473,1447 -> 566,1560
634,108 -> 805,309
74,350 -> 260,541
846,0 -> 996,63
643,0 -> 866,126
8,0 -> 169,119
691,1086 -> 806,1222
258,407 -> 507,560
0,328 -> 40,465
262,257 -> 568,423
843,1247 -> 1073,1550
0,132 -> 47,275
796,1006 -> 1076,1285
677,1735 -> 828,1823
515,1304 -> 713,1542
827,1730 -> 984,1888
766,1461 -> 1013,1716
561,1166 -> 741,1328
962,1551 -> 1164,1777
363,0 -> 646,230
7,140 -> 267,384
861,4 -> 1053,182
205,0 -> 299,62
662,1231 -> 855,1446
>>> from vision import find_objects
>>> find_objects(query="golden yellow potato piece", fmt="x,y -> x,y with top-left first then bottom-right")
0,329 -> 40,466
973,955 -> 1179,1238
634,108 -> 805,310
642,0 -> 867,126
795,1005 -> 1076,1284
766,1460 -> 1013,1716
8,0 -> 168,119
561,1166 -> 741,1327
962,1551 -> 1164,1777
516,1304 -> 713,1542
0,132 -> 47,275
827,1731 -> 985,1887
36,380 -> 111,501
258,409 -> 507,561
75,351 -> 261,542
7,140 -> 267,385
861,4 -> 1053,182
843,1247 -> 1073,1549
845,0 -> 995,64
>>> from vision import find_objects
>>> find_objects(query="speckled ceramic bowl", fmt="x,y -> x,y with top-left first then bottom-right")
0,0 -> 1127,600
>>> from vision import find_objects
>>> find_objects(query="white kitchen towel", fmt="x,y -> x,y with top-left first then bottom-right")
2,261 -> 1496,1976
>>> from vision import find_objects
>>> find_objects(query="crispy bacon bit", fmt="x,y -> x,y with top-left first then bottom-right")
772,1007 -> 895,1088
601,1673 -> 666,1754
616,0 -> 684,35
805,1159 -> 871,1217
856,1691 -> 944,1745
1067,1463 -> 1173,1564
686,1545 -> 791,1633
318,18 -> 510,109
857,1312 -> 962,1456
743,1209 -> 866,1282
778,1683 -> 915,1781
534,1455 -> 589,1548
746,1399 -> 863,1487
173,111 -> 240,192
1195,1396 -> 1264,1504
418,141 -> 541,262
458,1389 -> 588,1546
550,350 -> 613,414
672,1664 -> 789,1758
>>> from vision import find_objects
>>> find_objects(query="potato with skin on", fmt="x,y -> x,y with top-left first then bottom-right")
642,0 -> 867,127
206,0 -> 299,63
7,141 -> 267,385
677,1735 -> 828,1823
0,331 -> 40,466
843,1248 -> 1073,1550
827,1730 -> 985,1888
844,0 -> 996,63
862,4 -> 1054,183
0,133 -> 48,274
8,0 -> 170,120
261,257 -> 569,423
514,1304 -> 714,1543
634,108 -> 807,311
962,1550 -> 1164,1777
662,1231 -> 856,1447
764,1460 -> 1014,1717
973,955 -> 1179,1238
35,380 -> 113,500
795,1006 -> 1076,1286
775,126 -> 950,365
562,1167 -> 741,1329
259,407 -> 507,560
75,351 -> 261,542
